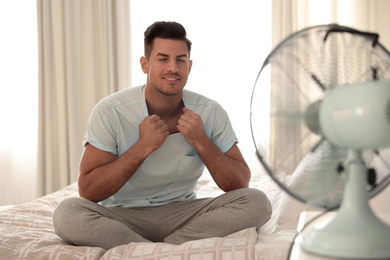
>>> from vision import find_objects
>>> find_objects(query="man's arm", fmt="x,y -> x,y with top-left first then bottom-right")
177,108 -> 250,191
78,114 -> 169,202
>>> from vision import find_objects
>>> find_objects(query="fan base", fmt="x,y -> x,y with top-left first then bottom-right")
301,208 -> 390,259
301,149 -> 390,259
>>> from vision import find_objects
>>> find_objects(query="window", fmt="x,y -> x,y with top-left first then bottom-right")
0,0 -> 38,204
130,0 -> 272,171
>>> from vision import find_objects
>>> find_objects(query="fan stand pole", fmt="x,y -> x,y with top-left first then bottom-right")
301,149 -> 390,259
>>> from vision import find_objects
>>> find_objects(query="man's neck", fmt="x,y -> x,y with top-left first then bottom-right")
145,96 -> 185,134
145,84 -> 184,119
146,99 -> 184,118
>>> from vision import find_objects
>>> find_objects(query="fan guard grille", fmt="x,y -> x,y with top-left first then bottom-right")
250,24 -> 390,208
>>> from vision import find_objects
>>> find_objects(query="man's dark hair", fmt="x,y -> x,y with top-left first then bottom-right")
144,21 -> 192,58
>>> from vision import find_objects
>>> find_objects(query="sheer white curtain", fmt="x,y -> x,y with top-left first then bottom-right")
37,0 -> 130,196
272,0 -> 390,49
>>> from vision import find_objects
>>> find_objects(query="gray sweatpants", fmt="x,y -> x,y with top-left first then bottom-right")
53,188 -> 271,250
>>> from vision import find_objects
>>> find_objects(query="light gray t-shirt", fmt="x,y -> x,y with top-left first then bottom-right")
83,85 -> 237,208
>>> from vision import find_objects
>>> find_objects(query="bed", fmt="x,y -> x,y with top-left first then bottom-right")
0,170 -> 304,260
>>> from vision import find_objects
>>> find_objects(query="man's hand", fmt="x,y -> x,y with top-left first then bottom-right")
177,107 -> 206,146
139,114 -> 169,152
177,107 -> 250,191
78,114 -> 169,202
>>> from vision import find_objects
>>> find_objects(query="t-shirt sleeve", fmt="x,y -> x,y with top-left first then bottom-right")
83,101 -> 118,155
208,102 -> 238,153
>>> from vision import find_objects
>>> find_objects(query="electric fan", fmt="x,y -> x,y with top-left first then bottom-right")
250,24 -> 390,259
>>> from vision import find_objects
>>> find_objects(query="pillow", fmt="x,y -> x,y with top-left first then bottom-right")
278,177 -> 390,231
370,185 -> 390,214
250,172 -> 290,234
276,146 -> 338,231
276,157 -> 319,230
102,227 -> 257,260
277,192 -> 318,230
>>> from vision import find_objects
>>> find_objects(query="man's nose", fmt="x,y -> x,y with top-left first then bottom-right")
167,60 -> 179,73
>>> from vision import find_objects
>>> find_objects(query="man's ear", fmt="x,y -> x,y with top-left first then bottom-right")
140,56 -> 148,73
189,60 -> 193,73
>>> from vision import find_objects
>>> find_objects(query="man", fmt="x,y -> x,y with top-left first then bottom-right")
53,21 -> 271,250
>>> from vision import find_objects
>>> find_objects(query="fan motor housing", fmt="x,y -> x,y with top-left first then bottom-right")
318,80 -> 390,149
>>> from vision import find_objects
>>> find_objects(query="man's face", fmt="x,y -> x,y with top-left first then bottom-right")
141,38 -> 192,97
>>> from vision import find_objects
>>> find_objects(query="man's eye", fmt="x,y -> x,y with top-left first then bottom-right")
177,59 -> 186,63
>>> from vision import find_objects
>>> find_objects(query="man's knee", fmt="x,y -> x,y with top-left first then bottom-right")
237,188 -> 273,228
53,197 -> 83,223
52,197 -> 88,243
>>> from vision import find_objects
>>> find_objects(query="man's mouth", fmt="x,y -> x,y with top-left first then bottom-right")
163,76 -> 181,82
